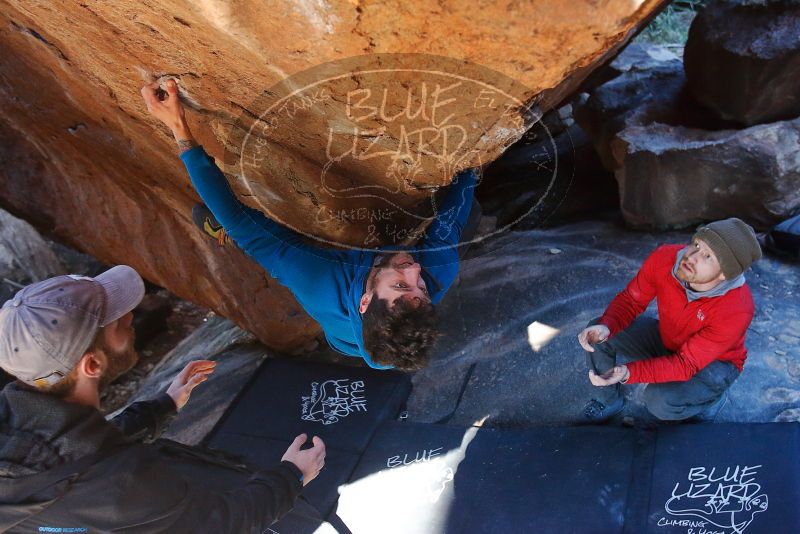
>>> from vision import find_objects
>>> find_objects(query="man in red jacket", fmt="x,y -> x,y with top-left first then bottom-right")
578,218 -> 762,422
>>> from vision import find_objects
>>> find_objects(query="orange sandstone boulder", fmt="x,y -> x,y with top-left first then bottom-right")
0,0 -> 666,351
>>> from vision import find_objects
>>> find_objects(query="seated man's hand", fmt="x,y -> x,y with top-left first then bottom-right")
140,79 -> 187,134
589,365 -> 629,386
166,359 -> 216,411
281,433 -> 326,486
578,324 -> 610,352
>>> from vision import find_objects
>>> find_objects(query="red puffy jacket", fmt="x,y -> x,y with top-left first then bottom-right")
600,244 -> 754,384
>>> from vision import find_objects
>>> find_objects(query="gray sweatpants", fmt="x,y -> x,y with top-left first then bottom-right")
586,316 -> 740,421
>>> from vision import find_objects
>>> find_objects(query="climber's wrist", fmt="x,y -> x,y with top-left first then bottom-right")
172,121 -> 196,153
171,119 -> 193,141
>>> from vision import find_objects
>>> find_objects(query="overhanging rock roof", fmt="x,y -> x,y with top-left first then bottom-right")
0,0 -> 666,350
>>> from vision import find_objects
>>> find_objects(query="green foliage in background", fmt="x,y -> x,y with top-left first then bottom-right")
639,0 -> 705,45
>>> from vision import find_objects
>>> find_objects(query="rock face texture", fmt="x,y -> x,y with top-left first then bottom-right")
0,0 -> 666,351
114,315 -> 266,445
684,0 -> 800,126
612,114 -> 800,230
575,42 -> 800,231
0,208 -> 66,305
574,43 -> 685,171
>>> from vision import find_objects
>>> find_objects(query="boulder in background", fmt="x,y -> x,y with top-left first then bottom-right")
576,41 -> 800,230
0,208 -> 65,305
611,112 -> 800,230
574,43 -> 686,171
684,0 -> 800,126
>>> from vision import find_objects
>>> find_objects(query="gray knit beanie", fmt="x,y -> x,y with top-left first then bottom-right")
693,218 -> 762,279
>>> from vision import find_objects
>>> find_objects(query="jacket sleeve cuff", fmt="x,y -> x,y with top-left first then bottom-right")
178,145 -> 207,166
278,461 -> 304,491
598,316 -> 619,337
154,392 -> 179,415
281,461 -> 303,481
624,362 -> 642,384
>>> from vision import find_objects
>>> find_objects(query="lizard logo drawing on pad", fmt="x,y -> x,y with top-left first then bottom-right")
300,379 -> 367,425
661,465 -> 768,534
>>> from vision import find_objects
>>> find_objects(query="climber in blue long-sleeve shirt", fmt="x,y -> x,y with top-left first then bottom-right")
142,79 -> 478,371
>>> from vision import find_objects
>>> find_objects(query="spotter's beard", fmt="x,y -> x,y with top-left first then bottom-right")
97,337 -> 139,390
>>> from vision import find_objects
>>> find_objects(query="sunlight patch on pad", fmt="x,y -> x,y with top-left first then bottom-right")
527,321 -> 560,352
336,425 -> 480,533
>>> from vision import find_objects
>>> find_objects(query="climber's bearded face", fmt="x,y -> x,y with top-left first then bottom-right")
368,253 -> 431,309
676,239 -> 725,286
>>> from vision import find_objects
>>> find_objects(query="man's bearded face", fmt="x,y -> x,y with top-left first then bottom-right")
96,315 -> 138,389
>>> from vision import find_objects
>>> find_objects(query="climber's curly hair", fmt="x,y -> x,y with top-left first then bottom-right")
362,296 -> 439,371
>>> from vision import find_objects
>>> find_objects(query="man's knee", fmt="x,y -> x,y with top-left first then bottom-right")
642,386 -> 694,421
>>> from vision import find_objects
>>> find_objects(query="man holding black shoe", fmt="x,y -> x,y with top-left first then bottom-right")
579,218 -> 762,423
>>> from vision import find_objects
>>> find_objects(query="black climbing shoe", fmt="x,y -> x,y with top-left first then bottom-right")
192,204 -> 228,246
583,396 -> 625,423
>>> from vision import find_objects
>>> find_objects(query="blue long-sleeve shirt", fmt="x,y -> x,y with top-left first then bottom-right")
180,147 -> 477,369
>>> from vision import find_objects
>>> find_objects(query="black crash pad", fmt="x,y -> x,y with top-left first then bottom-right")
334,422 -> 799,534
266,497 -> 339,534
206,358 -> 411,519
206,358 -> 799,534
639,423 -> 800,534
334,421 -> 639,533
209,358 -> 411,454
333,421 -> 469,533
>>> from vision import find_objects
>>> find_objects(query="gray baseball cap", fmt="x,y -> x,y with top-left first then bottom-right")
0,265 -> 145,388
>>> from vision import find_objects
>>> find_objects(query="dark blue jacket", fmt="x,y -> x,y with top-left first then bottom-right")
181,147 -> 476,369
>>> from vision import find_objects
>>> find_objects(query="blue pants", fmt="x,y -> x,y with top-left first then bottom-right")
586,317 -> 739,420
